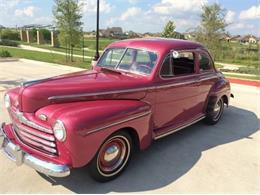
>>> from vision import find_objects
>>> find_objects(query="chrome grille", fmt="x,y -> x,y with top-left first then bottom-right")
10,110 -> 57,155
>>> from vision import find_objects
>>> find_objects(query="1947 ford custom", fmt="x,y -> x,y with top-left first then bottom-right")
0,39 -> 231,182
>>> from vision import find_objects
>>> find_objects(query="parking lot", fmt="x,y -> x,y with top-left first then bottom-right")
0,59 -> 259,193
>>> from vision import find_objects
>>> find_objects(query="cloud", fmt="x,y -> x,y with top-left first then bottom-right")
152,0 -> 208,15
228,22 -> 254,30
15,6 -> 37,17
80,0 -> 112,14
0,0 -> 21,8
239,5 -> 260,20
225,10 -> 236,23
120,7 -> 142,21
128,0 -> 138,4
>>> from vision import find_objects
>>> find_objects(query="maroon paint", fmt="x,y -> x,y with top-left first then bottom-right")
3,39 -> 231,168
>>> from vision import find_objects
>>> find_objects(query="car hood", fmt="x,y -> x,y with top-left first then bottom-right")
19,70 -> 150,113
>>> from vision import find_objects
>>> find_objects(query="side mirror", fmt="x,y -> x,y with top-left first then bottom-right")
91,60 -> 97,70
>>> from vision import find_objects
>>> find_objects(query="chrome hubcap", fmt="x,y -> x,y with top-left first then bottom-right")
213,99 -> 223,120
97,136 -> 130,177
104,145 -> 120,162
214,103 -> 221,112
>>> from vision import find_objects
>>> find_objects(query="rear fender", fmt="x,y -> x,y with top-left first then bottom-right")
205,76 -> 231,112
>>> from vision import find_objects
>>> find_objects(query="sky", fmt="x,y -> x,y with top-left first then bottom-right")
0,0 -> 259,36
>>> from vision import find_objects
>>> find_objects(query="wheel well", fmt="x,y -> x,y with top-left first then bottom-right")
119,127 -> 140,152
222,95 -> 228,106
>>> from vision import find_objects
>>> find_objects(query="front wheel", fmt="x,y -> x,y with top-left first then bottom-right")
89,131 -> 133,182
205,97 -> 224,125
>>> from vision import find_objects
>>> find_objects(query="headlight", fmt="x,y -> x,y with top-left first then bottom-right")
53,120 -> 66,142
4,94 -> 11,109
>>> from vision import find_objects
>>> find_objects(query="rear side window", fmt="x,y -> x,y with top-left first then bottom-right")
199,53 -> 213,71
160,51 -> 195,78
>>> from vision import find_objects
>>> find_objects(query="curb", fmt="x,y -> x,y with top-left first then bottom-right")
0,57 -> 19,62
227,77 -> 260,88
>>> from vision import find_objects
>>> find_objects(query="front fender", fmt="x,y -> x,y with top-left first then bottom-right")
36,100 -> 152,167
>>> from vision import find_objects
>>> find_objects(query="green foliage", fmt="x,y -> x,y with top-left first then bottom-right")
0,29 -> 20,41
40,29 -> 51,41
0,50 -> 12,57
53,0 -> 83,49
195,3 -> 227,59
162,21 -> 177,38
0,39 -> 19,47
216,42 -> 260,69
31,28 -> 38,41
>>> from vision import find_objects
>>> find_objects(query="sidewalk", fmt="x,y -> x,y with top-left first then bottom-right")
19,45 -> 93,59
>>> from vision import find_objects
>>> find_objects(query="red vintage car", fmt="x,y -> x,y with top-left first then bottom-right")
0,39 -> 231,182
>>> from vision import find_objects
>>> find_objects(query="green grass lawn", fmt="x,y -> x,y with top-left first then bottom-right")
16,37 -> 116,56
0,46 -> 91,69
17,42 -> 96,57
82,37 -> 116,50
224,73 -> 260,80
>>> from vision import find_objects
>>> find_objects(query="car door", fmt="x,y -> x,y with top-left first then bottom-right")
197,50 -> 219,113
154,50 -> 202,132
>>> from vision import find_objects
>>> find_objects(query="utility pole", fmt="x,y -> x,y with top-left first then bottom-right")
93,0 -> 100,61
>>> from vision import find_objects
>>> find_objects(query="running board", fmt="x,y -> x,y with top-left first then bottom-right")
154,115 -> 206,140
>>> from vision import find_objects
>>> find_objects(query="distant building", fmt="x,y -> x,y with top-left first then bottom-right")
183,32 -> 196,41
230,35 -> 241,43
125,31 -> 142,38
240,35 -> 258,44
100,27 -> 125,39
84,31 -> 96,38
142,32 -> 161,38
220,33 -> 231,42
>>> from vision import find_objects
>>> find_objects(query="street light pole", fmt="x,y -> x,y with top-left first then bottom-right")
94,0 -> 100,61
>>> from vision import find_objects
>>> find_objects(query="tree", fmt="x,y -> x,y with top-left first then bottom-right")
53,0 -> 83,61
195,3 -> 227,59
162,21 -> 177,38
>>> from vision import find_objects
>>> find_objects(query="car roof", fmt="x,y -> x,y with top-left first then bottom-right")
107,38 -> 205,54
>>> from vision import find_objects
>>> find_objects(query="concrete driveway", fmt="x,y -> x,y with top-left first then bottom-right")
0,59 -> 259,193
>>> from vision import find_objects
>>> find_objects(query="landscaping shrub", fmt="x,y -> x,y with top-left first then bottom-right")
0,39 -> 18,47
0,50 -> 12,57
1,29 -> 20,41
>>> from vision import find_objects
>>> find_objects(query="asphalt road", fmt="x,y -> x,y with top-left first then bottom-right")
0,59 -> 259,193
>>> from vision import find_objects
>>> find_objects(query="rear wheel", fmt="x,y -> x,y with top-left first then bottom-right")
205,97 -> 224,125
89,131 -> 132,182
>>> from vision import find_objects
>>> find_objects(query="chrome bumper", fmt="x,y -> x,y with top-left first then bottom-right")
0,123 -> 70,177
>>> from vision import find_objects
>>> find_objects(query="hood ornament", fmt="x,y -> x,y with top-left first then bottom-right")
38,114 -> 48,121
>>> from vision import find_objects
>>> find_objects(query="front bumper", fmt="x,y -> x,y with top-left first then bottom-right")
0,123 -> 70,177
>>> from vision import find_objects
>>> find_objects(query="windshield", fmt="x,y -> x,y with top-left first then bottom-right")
97,48 -> 158,75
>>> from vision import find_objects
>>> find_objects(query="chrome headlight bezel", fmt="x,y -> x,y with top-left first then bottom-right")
4,94 -> 11,109
53,120 -> 67,142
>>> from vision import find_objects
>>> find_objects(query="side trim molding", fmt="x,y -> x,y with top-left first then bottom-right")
48,81 -> 199,101
154,115 -> 206,140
